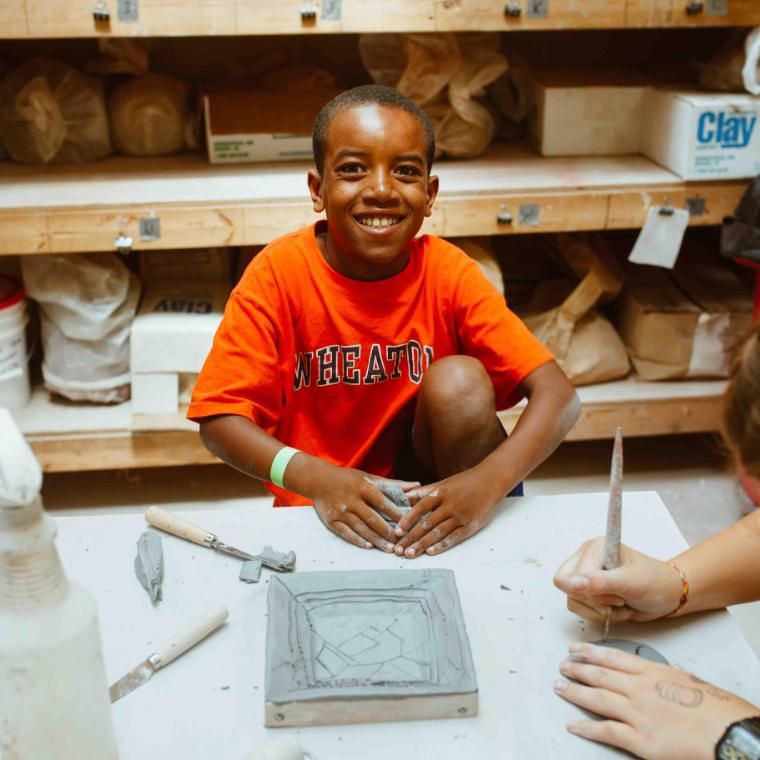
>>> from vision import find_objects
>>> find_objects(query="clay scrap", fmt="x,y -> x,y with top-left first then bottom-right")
265,568 -> 478,727
258,546 -> 296,573
239,547 -> 295,584
239,559 -> 263,584
134,530 -> 163,603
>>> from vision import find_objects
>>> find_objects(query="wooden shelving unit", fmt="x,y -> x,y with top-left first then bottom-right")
2,2 -> 757,471
0,144 -> 747,254
5,0 -> 758,38
16,379 -> 727,472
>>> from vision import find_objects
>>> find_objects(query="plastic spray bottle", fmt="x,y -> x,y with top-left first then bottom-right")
0,408 -> 119,759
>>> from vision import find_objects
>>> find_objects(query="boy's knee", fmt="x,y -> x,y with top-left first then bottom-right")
420,355 -> 494,411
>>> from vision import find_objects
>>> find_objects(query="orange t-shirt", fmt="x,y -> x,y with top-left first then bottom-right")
188,223 -> 553,505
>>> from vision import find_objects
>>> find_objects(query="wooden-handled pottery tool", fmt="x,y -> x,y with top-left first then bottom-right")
109,605 -> 228,703
145,506 -> 296,572
602,426 -> 623,640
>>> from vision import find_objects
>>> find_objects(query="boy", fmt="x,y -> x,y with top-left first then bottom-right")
188,84 -> 579,557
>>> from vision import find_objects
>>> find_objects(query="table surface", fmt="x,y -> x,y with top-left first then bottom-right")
55,492 -> 760,760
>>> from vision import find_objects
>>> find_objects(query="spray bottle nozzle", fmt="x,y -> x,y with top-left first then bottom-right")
0,408 -> 43,527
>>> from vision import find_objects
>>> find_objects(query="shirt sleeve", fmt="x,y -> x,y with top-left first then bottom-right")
187,262 -> 285,432
453,256 -> 554,409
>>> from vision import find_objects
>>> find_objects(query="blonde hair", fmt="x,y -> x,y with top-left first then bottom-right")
722,321 -> 760,479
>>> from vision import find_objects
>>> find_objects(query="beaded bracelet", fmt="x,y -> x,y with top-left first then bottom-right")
666,561 -> 690,617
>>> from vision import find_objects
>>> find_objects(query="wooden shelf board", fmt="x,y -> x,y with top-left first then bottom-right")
0,145 -> 747,253
0,145 -> 681,209
3,1 -> 759,38
501,377 -> 727,440
16,378 -> 727,472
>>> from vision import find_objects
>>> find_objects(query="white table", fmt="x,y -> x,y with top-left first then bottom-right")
55,492 -> 760,760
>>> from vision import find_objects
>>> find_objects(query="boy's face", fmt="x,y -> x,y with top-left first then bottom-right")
308,104 -> 439,281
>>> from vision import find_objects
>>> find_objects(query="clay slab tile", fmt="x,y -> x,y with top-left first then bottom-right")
265,568 -> 478,727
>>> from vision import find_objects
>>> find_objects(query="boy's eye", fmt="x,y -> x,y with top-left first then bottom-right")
337,162 -> 365,174
396,165 -> 422,177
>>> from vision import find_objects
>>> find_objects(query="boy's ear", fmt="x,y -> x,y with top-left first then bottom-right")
425,174 -> 439,218
307,170 -> 325,213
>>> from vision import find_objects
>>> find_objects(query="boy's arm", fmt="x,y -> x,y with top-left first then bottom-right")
554,508 -> 760,623
395,361 -> 580,557
199,414 -> 410,552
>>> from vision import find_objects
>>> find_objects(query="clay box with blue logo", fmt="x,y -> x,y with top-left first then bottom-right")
641,88 -> 760,181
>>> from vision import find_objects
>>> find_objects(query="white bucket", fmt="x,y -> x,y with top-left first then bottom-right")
0,277 -> 30,410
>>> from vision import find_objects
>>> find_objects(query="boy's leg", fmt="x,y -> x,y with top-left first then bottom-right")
407,355 -> 509,485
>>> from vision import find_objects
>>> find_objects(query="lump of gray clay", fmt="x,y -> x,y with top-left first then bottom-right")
594,638 -> 669,665
257,546 -> 296,572
377,482 -> 411,525
240,559 -> 263,584
134,530 -> 163,603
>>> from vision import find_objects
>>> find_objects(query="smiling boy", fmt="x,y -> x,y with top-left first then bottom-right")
188,85 -> 580,557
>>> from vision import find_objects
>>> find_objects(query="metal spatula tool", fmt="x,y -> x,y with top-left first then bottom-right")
145,506 -> 295,572
109,604 -> 228,703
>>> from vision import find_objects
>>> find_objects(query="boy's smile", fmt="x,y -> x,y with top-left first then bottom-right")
308,103 -> 439,281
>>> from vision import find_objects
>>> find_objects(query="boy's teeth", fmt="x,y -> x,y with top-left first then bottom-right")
361,216 -> 397,228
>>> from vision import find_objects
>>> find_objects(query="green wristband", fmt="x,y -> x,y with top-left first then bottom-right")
270,446 -> 300,488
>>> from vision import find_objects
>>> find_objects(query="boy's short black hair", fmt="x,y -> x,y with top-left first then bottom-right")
312,84 -> 436,175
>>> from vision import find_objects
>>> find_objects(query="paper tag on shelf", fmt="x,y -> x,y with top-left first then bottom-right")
628,205 -> 689,269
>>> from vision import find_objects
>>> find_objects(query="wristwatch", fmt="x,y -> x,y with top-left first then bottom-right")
716,717 -> 760,760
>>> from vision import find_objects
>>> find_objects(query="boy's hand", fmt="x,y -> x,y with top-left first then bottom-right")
553,537 -> 684,623
555,642 -> 759,760
309,465 -> 416,553
392,468 -> 503,558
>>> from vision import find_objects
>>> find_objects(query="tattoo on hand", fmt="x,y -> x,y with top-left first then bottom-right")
655,680 -> 704,708
689,674 -> 730,701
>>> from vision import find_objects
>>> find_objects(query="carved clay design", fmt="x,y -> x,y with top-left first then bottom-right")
266,569 -> 477,707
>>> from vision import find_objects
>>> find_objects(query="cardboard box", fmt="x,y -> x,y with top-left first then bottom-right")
613,259 -> 752,380
527,68 -> 647,156
139,248 -> 231,284
641,88 -> 760,180
130,281 -> 229,374
204,87 -> 340,164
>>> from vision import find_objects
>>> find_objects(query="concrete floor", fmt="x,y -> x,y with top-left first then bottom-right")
42,432 -> 760,658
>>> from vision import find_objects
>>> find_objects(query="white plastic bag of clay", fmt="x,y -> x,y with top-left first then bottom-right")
0,57 -> 112,163
21,254 -> 140,403
699,26 -> 760,95
742,27 -> 760,94
108,73 -> 196,156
